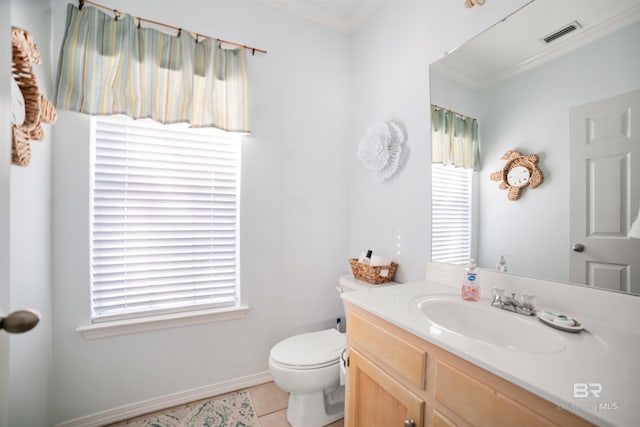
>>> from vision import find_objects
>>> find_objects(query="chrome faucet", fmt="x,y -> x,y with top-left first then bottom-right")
491,288 -> 536,316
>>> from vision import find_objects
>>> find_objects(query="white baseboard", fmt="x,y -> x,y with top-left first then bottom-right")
55,370 -> 273,427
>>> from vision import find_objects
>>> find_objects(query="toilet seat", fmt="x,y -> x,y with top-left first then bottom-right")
270,329 -> 345,370
270,356 -> 339,371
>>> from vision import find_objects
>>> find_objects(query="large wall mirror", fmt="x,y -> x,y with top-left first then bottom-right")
430,0 -> 640,295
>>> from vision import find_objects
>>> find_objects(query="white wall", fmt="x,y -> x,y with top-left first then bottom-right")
430,71 -> 480,119
477,21 -> 640,282
349,0 -> 530,282
0,3 -> 13,426
9,1 -> 54,426
50,0 -> 351,423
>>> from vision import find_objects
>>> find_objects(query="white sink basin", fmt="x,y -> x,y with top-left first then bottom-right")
410,296 -> 566,354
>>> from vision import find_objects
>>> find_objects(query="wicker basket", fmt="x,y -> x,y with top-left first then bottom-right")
349,258 -> 398,284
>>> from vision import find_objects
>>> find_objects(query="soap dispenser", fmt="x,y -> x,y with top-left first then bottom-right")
496,255 -> 507,273
462,258 -> 480,302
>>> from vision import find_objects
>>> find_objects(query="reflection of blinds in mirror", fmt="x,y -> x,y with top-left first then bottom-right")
431,164 -> 472,265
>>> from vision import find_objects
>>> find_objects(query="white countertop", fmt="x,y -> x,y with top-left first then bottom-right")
340,275 -> 640,427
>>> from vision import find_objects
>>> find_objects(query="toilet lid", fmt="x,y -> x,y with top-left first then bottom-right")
270,329 -> 345,369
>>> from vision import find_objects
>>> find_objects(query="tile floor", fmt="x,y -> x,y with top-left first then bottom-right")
107,381 -> 344,427
250,382 -> 344,427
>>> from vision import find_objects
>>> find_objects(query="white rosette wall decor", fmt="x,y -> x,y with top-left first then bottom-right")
357,121 -> 405,180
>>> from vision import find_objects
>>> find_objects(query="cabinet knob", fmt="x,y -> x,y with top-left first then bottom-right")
403,420 -> 415,427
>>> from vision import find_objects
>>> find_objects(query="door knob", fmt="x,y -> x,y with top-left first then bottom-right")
404,420 -> 416,427
572,243 -> 585,253
0,309 -> 40,334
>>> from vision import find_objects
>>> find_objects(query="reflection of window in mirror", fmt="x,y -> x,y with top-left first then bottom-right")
431,164 -> 477,265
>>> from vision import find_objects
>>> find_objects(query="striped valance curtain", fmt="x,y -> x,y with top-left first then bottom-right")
431,105 -> 479,170
55,4 -> 249,133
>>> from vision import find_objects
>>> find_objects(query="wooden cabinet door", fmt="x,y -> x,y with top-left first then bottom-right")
346,349 -> 424,427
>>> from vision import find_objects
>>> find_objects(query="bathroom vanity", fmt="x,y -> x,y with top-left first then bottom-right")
344,303 -> 592,427
340,264 -> 640,427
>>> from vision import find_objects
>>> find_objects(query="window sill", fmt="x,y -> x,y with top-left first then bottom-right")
76,305 -> 250,340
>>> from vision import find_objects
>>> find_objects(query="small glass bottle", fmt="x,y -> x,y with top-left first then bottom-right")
496,255 -> 507,272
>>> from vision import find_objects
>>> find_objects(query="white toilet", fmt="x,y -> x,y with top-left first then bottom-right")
269,328 -> 346,427
268,276 -> 396,427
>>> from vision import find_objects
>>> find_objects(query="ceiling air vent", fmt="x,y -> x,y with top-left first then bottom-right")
542,21 -> 582,44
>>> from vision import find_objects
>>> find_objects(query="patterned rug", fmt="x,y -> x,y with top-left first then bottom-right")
126,390 -> 259,427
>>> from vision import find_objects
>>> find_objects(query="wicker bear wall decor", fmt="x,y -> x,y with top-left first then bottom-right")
489,150 -> 544,201
10,26 -> 57,166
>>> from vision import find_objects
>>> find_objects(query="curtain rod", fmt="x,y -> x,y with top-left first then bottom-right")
431,104 -> 476,121
79,0 -> 267,55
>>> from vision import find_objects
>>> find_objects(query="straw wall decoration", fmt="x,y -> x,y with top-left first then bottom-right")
11,26 -> 57,166
489,150 -> 544,201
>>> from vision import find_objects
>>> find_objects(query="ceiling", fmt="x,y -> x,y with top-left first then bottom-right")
259,0 -> 383,33
432,0 -> 640,88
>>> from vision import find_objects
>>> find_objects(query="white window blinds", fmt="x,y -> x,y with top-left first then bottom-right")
431,164 -> 473,265
91,115 -> 241,321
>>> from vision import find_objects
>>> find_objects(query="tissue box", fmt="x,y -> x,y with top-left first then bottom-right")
349,258 -> 398,284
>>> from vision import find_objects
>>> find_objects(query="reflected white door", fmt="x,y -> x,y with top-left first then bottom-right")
570,89 -> 640,293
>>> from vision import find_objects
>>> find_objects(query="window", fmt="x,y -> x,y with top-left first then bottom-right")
431,164 -> 474,265
90,115 -> 241,322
